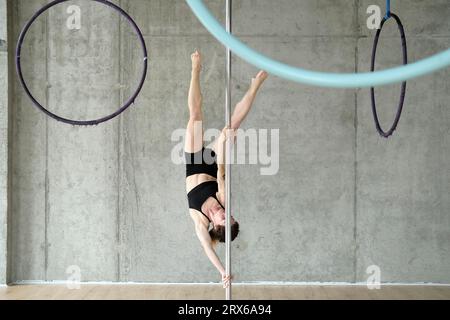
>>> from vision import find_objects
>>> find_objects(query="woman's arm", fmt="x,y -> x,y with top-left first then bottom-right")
215,127 -> 233,204
217,163 -> 225,204
194,222 -> 225,275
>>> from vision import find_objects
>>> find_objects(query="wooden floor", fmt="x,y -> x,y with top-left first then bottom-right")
0,284 -> 449,300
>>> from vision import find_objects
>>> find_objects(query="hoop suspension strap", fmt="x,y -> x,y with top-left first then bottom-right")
385,0 -> 391,19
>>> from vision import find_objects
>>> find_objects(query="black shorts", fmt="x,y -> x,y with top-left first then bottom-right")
185,147 -> 218,178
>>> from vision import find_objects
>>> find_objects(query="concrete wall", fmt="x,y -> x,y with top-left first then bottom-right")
356,0 -> 450,283
6,0 -> 450,284
0,0 -> 9,285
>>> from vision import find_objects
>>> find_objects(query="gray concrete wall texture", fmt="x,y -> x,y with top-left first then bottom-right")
4,0 -> 450,284
0,0 -> 9,285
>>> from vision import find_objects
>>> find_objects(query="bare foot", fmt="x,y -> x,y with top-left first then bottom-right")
191,50 -> 202,73
251,70 -> 268,89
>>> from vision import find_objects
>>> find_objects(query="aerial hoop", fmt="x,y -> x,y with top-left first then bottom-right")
371,13 -> 407,138
16,0 -> 148,126
186,0 -> 450,88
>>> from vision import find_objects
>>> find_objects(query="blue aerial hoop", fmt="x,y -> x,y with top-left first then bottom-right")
186,0 -> 450,88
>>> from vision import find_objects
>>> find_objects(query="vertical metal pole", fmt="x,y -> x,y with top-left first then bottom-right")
225,0 -> 232,301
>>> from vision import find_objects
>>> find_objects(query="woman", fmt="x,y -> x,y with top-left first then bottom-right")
185,50 -> 268,288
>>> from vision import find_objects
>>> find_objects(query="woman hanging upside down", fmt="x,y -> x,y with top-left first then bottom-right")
185,50 -> 268,288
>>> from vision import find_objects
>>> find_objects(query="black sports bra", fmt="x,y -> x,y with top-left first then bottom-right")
187,181 -> 224,222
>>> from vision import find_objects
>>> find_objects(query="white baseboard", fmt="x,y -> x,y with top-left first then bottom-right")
9,280 -> 450,287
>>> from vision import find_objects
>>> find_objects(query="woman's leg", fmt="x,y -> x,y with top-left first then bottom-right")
210,70 -> 268,152
230,70 -> 268,130
185,50 -> 204,154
